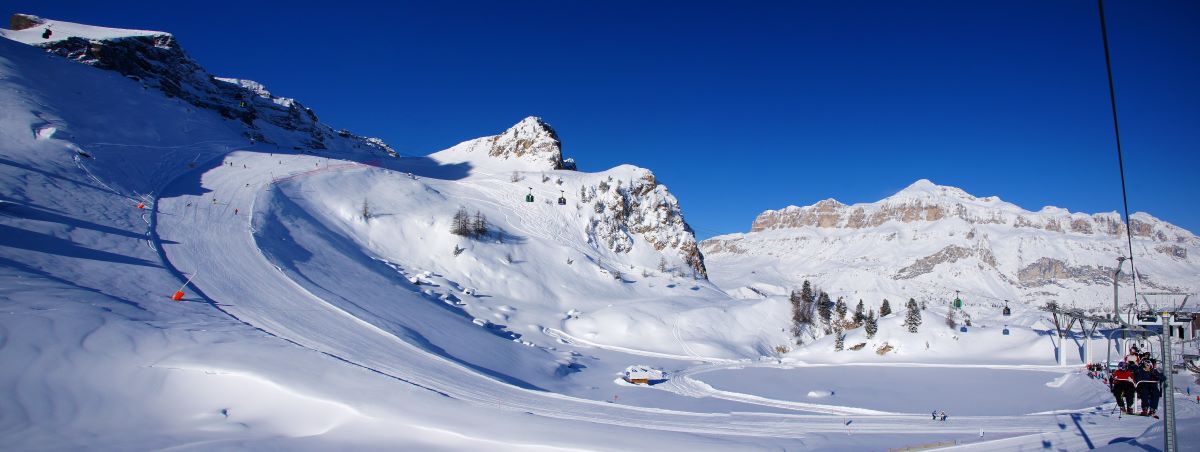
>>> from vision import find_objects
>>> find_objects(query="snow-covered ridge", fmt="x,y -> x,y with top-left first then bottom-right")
431,116 -> 569,171
431,118 -> 707,278
2,13 -> 394,156
2,13 -> 166,44
750,179 -> 1195,244
702,179 -> 1198,310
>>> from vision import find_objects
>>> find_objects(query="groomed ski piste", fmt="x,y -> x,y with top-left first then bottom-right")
3,17 -> 1199,451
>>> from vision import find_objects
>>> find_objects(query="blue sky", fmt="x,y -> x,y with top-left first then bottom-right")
13,1 -> 1199,239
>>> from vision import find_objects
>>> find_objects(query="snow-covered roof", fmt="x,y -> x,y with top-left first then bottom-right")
623,365 -> 665,380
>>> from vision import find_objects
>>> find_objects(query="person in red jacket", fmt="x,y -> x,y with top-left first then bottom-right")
1110,361 -> 1137,414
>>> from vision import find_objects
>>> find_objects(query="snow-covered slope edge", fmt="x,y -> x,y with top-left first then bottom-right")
2,13 -> 394,155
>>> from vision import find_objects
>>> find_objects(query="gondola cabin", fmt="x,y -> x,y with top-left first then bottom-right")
525,188 -> 534,202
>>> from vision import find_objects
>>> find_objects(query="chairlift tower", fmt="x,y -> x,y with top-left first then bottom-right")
1132,309 -> 1190,450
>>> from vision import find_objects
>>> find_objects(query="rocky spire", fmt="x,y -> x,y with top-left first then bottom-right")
488,116 -> 566,170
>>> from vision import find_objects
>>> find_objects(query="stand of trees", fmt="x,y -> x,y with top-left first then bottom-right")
451,207 -> 489,239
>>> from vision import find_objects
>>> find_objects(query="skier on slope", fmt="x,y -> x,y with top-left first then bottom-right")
1110,361 -> 1136,414
1135,361 -> 1165,417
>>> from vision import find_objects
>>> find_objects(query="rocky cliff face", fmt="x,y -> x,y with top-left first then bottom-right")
580,167 -> 706,278
487,117 -> 567,170
8,14 -> 394,156
431,116 -> 707,278
702,179 -> 1198,307
750,179 -> 1192,245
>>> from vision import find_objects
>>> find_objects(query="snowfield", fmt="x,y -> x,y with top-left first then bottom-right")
2,15 -> 1198,451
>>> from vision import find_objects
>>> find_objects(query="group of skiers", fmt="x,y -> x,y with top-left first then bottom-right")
1105,345 -> 1167,418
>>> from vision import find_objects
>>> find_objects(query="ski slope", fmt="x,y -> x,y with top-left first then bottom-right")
151,149 -> 1176,448
4,15 -> 1199,451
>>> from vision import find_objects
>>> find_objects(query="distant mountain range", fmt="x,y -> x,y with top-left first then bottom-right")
701,179 -> 1199,312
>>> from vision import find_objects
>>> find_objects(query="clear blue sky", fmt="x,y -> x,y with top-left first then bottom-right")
13,1 -> 1200,239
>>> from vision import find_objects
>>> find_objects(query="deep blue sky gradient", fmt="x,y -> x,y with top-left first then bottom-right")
13,1 -> 1199,238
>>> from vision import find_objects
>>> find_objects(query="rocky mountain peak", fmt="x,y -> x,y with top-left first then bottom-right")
488,116 -> 566,170
887,179 -> 975,202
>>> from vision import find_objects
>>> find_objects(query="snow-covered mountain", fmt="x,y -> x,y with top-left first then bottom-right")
702,179 -> 1199,311
5,13 -> 1198,451
3,13 -> 394,155
430,116 -> 708,279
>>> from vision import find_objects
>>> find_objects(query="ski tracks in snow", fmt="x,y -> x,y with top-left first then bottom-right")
151,153 -> 1125,444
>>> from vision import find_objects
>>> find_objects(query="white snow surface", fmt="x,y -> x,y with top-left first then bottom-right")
2,16 -> 1198,451
0,14 -> 167,44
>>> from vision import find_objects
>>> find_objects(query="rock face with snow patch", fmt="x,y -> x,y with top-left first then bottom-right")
434,116 -> 571,171
580,167 -> 707,278
487,117 -> 567,170
702,179 -> 1198,307
433,117 -> 708,278
5,13 -> 394,156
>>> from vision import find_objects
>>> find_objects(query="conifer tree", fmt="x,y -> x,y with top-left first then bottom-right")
471,211 -> 488,238
946,307 -> 958,329
817,291 -> 833,334
835,297 -> 848,323
853,299 -> 865,326
833,323 -> 845,351
865,309 -> 878,339
904,298 -> 922,333
880,299 -> 892,317
451,207 -> 471,236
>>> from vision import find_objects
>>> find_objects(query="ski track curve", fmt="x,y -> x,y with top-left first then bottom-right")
150,151 -> 1126,443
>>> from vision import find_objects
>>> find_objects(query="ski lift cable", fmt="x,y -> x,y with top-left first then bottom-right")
1097,0 -> 1140,304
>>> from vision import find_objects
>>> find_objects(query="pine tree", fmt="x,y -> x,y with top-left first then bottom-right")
817,291 -> 833,334
904,298 -> 922,333
880,299 -> 892,317
789,290 -> 803,336
835,297 -> 848,323
471,211 -> 488,238
361,199 -> 370,220
946,308 -> 957,329
853,299 -> 865,326
451,207 -> 471,236
801,280 -> 814,308
833,323 -> 845,351
658,257 -> 668,272
865,309 -> 878,339
800,282 -> 816,328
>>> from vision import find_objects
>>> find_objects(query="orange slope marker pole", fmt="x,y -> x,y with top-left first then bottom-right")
172,271 -> 198,301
